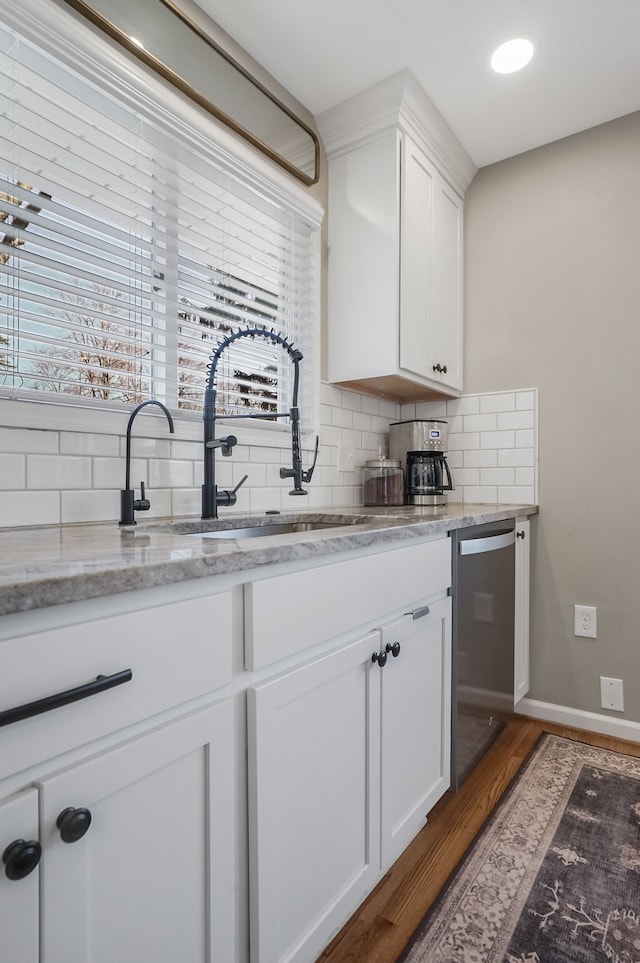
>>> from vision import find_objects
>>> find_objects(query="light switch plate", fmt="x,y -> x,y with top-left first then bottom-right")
600,676 -> 624,712
337,440 -> 355,473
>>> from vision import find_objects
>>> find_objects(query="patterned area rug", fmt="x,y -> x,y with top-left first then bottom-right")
401,733 -> 640,963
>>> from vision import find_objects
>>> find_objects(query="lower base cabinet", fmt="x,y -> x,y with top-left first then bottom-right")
1,788 -> 40,963
247,597 -> 451,963
1,699 -> 234,963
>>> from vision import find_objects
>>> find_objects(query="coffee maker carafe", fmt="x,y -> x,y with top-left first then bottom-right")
389,419 -> 455,506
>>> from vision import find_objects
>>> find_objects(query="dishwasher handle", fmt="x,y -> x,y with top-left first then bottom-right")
458,529 -> 515,556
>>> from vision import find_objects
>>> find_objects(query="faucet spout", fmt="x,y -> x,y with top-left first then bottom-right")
201,326 -> 315,519
119,399 -> 174,526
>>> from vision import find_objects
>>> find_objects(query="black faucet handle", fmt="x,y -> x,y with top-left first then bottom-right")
301,435 -> 319,484
134,481 -> 151,513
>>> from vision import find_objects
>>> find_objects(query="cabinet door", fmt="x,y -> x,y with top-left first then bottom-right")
248,631 -> 381,963
379,597 -> 452,870
399,137 -> 436,379
431,176 -> 463,391
514,518 -> 531,704
38,700 -> 234,963
0,788 -> 40,963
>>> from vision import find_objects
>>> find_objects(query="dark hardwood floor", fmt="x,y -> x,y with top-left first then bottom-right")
317,714 -> 640,963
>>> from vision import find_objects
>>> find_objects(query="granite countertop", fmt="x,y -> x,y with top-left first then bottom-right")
0,503 -> 537,617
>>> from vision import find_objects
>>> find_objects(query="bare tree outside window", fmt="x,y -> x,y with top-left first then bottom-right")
1,178 -> 293,414
28,286 -> 152,403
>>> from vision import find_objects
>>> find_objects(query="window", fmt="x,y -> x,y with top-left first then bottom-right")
0,6 -> 321,435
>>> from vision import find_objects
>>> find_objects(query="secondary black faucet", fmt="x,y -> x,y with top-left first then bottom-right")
119,399 -> 175,526
202,326 -> 318,519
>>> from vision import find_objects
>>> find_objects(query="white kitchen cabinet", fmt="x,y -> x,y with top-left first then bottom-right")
40,699 -> 234,963
248,630 -> 382,963
399,137 -> 463,392
378,598 -> 451,869
0,788 -> 40,963
514,517 -> 531,704
246,542 -> 452,963
317,69 -> 474,403
0,587 -> 235,963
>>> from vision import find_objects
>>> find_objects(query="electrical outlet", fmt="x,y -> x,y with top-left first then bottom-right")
574,604 -> 597,638
600,676 -> 624,712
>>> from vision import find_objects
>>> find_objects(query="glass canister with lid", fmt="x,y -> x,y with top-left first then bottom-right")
363,457 -> 404,506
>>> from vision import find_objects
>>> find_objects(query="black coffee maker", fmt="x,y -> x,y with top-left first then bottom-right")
389,419 -> 455,506
405,449 -> 454,505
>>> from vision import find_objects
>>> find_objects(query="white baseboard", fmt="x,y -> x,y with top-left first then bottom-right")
517,698 -> 640,743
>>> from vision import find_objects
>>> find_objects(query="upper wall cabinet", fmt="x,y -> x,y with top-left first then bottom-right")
317,70 -> 477,402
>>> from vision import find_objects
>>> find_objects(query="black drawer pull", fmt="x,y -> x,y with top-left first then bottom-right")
0,669 -> 133,728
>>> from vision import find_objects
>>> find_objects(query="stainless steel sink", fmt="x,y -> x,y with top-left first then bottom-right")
142,513 -> 382,539
191,521 -> 345,540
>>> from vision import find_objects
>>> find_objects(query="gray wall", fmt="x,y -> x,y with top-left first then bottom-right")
464,110 -> 640,720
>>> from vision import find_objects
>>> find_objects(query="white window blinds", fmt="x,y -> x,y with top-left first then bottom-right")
0,19 -> 316,424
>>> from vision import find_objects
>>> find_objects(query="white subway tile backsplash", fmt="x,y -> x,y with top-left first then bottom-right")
60,490 -> 117,524
459,485 -> 498,502
480,468 -> 516,486
361,394 -> 382,416
0,454 -> 26,489
171,489 -> 200,517
94,457 -> 146,490
448,432 -> 480,451
250,486 -> 282,512
319,383 -> 343,408
332,406 -> 353,429
498,485 -> 535,504
498,448 -> 534,467
0,427 -> 58,454
463,413 -> 498,433
27,454 -> 92,490
516,429 -> 536,448
453,468 -> 481,486
344,389 -> 362,411
464,449 -> 498,468
353,411 -> 373,431
497,410 -> 535,431
120,436 -> 172,458
480,431 -> 515,450
445,396 -> 479,416
61,433 -> 119,456
515,468 -> 536,487
149,459 -> 194,488
479,392 -> 516,413
0,384 -> 537,528
0,491 -> 60,527
516,391 -> 536,410
320,424 -> 343,448
171,439 -> 203,461
446,414 -> 464,433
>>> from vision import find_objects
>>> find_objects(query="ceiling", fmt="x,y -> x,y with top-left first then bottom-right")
197,0 -> 640,168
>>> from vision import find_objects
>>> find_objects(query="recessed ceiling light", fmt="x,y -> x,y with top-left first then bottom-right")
490,38 -> 534,74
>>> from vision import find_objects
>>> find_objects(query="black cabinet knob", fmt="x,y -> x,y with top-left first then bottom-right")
371,650 -> 387,668
385,641 -> 401,658
3,838 -> 42,880
57,807 -> 92,843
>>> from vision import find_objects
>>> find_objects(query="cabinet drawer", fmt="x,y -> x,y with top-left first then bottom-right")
245,538 -> 451,670
0,592 -> 232,781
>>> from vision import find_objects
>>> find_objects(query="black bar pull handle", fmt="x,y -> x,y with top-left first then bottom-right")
0,669 -> 133,728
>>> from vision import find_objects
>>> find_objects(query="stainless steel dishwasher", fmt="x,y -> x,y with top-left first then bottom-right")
450,520 -> 516,789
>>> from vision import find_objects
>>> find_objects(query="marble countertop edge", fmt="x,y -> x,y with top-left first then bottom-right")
0,503 -> 538,616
